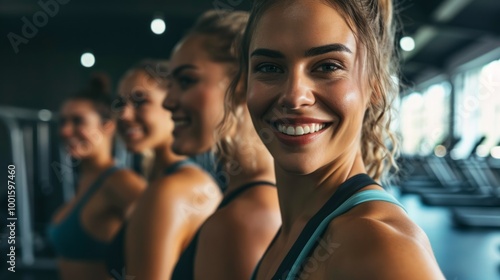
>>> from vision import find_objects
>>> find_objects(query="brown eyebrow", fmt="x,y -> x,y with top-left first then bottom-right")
250,48 -> 285,58
171,64 -> 197,77
304,44 -> 352,57
250,43 -> 352,59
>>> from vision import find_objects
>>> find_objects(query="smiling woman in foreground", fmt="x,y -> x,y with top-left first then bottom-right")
230,0 -> 445,279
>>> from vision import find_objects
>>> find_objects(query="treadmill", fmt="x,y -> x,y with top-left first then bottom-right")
452,140 -> 500,227
420,137 -> 500,207
400,137 -> 469,194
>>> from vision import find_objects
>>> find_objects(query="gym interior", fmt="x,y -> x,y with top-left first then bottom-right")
1,0 -> 500,279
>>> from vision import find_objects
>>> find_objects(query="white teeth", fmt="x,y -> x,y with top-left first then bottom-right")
303,126 -> 310,134
277,123 -> 327,136
295,126 -> 305,135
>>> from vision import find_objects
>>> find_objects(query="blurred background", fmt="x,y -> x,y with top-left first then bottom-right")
1,0 -> 500,279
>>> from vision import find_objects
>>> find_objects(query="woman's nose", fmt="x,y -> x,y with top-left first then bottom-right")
278,70 -> 315,110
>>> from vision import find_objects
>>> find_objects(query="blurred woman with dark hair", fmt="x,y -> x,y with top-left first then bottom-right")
48,74 -> 146,280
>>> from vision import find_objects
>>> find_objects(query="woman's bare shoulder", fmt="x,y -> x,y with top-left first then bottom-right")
210,184 -> 279,231
102,168 -> 146,209
194,185 -> 280,278
106,168 -> 146,189
133,166 -> 221,224
323,201 -> 444,279
149,165 -> 220,199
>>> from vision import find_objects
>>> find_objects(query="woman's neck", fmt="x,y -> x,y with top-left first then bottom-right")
79,152 -> 114,175
276,150 -> 367,236
150,142 -> 187,181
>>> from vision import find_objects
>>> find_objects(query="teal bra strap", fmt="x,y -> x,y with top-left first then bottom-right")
285,190 -> 406,280
74,166 -> 120,212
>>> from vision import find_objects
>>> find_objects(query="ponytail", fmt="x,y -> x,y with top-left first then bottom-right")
72,72 -> 114,122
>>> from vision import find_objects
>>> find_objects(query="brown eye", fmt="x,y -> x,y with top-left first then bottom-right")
176,75 -> 198,90
114,99 -> 126,110
256,64 -> 284,73
129,91 -> 149,107
133,99 -> 147,107
313,63 -> 340,72
72,116 -> 83,125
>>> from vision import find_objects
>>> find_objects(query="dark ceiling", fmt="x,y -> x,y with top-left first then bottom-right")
1,0 -> 499,110
396,0 -> 500,87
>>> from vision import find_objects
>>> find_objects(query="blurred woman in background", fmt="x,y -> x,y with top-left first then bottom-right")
165,10 -> 281,280
48,75 -> 146,280
115,60 -> 221,279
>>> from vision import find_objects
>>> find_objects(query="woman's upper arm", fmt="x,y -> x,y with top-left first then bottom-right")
332,218 -> 445,280
194,205 -> 279,280
360,236 -> 445,279
125,173 -> 220,279
105,170 -> 146,217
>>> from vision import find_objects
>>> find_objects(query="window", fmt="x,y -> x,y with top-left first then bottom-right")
400,82 -> 451,155
453,59 -> 500,159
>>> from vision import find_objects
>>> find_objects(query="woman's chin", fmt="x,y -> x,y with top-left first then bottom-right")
64,146 -> 84,159
126,143 -> 144,154
274,158 -> 318,176
174,138 -> 216,157
275,161 -> 314,175
172,140 -> 196,157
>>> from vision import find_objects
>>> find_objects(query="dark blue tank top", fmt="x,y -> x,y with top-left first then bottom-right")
171,180 -> 276,280
251,174 -> 406,280
47,166 -> 120,260
106,159 -> 197,276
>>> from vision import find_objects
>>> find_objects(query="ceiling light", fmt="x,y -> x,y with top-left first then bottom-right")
400,36 -> 415,52
151,18 -> 166,35
80,52 -> 95,68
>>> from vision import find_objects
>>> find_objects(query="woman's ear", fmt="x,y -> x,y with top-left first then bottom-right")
102,119 -> 116,136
